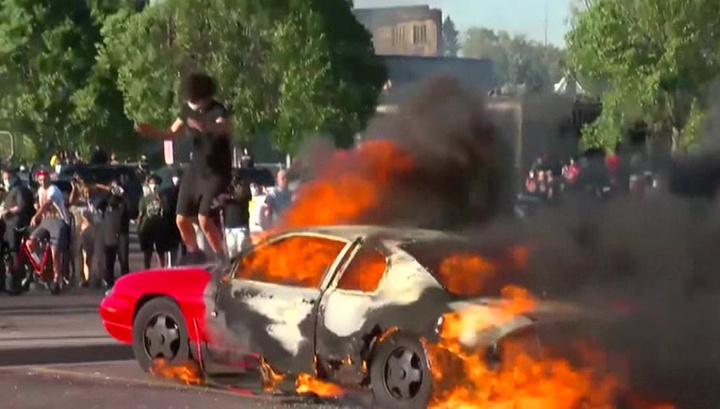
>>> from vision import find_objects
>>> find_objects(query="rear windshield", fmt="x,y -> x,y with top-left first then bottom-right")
399,239 -> 527,298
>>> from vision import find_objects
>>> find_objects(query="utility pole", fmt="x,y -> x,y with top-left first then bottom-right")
544,1 -> 548,47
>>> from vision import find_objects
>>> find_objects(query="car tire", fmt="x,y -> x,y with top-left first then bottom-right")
132,297 -> 191,372
370,332 -> 433,409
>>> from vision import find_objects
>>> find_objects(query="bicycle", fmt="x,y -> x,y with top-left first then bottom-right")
14,226 -> 69,295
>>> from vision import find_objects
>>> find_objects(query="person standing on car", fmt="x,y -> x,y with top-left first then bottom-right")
135,72 -> 233,264
222,176 -> 252,258
1,168 -> 34,293
99,182 -> 130,288
137,175 -> 170,269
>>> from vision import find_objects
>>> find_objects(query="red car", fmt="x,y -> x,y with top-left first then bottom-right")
99,225 -> 577,408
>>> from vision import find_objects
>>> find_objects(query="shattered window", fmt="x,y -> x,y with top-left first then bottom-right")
336,245 -> 387,292
400,239 -> 527,298
234,236 -> 347,288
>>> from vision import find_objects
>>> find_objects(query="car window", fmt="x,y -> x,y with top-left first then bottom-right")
336,245 -> 386,292
399,239 -> 526,298
234,236 -> 346,288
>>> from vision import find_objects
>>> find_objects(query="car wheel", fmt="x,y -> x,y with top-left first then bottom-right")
132,298 -> 191,372
370,332 -> 432,409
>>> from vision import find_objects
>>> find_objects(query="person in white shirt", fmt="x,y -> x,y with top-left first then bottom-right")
27,170 -> 71,292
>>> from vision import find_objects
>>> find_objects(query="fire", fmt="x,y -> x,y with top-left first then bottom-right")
438,253 -> 497,296
259,357 -> 285,392
295,373 -> 345,398
235,236 -> 346,287
280,140 -> 414,229
427,283 -> 619,408
149,358 -> 203,385
425,253 -> 674,409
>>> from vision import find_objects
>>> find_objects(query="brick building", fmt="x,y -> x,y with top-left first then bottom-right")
353,5 -> 442,57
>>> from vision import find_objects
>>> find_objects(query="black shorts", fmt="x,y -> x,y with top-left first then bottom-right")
176,168 -> 230,217
139,222 -> 171,253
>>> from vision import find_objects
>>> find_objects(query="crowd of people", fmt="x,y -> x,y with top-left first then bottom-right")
0,161 -> 295,295
521,144 -> 666,207
0,71 -> 303,296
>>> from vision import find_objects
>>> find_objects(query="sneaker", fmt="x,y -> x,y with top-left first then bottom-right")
49,281 -> 61,296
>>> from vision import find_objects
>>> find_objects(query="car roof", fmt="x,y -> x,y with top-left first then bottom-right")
277,224 -> 465,243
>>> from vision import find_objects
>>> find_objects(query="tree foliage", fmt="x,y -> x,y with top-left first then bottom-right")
442,17 -> 459,57
0,0 -> 136,160
567,0 -> 720,150
462,27 -> 564,91
101,0 -> 385,154
0,0 -> 385,160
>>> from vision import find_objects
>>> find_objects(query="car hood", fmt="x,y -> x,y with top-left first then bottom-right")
445,297 -> 585,348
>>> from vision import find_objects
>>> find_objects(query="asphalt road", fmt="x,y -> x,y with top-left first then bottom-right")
0,361 -> 372,409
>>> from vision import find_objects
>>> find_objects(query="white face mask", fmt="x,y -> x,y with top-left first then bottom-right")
148,184 -> 156,191
187,102 -> 200,111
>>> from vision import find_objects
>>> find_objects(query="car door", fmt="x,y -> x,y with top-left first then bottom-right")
315,240 -> 389,368
214,233 -> 354,374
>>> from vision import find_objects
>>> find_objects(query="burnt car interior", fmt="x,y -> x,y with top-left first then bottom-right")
399,238 -> 525,299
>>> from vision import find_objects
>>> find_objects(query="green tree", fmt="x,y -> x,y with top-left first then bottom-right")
0,0 -> 132,158
101,0 -> 385,154
462,27 -> 564,91
567,0 -> 720,150
307,0 -> 386,149
442,16 -> 459,57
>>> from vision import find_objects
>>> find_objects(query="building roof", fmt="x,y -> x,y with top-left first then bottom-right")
353,5 -> 440,29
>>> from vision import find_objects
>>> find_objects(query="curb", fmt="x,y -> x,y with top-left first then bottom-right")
0,343 -> 133,367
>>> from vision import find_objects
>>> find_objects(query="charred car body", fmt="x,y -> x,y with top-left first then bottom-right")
100,225 -> 575,408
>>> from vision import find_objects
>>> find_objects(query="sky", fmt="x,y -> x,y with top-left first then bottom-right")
353,0 -> 575,48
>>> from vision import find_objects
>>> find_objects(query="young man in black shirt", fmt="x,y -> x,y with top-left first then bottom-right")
136,73 -> 232,264
99,182 -> 130,287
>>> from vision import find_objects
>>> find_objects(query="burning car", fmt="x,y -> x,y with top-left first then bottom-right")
100,224 -> 583,408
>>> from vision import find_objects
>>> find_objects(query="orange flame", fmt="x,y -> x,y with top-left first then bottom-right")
149,358 -> 203,385
279,140 -> 414,229
259,357 -> 285,392
235,236 -> 346,287
424,253 -> 674,409
295,373 -> 345,398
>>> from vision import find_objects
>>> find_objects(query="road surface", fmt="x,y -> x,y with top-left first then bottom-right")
0,360 -> 371,409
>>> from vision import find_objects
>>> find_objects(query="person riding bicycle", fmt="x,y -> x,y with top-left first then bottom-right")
0,168 -> 34,293
27,170 -> 71,293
